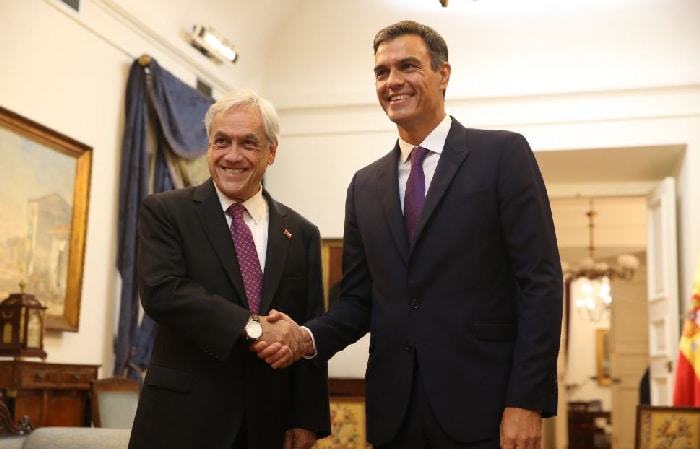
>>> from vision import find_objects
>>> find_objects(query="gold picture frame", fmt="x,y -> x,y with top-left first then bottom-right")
595,328 -> 611,386
635,405 -> 700,449
321,239 -> 343,311
0,106 -> 92,331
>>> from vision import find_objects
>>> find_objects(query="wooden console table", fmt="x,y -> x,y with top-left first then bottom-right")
0,360 -> 99,428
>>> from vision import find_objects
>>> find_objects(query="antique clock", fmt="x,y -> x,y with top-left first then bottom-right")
0,282 -> 47,359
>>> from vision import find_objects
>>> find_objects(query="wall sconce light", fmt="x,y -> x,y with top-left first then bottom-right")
188,24 -> 238,64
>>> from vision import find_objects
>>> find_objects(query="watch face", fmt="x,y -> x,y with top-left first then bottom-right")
246,320 -> 263,339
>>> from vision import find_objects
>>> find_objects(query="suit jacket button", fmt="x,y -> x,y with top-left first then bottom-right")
405,340 -> 414,352
411,299 -> 420,309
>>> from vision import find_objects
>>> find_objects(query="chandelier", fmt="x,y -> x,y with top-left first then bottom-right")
561,198 -> 640,321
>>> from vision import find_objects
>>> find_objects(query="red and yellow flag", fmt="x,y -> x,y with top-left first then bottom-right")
672,256 -> 700,406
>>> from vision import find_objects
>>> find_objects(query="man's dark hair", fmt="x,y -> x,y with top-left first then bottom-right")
373,20 -> 449,71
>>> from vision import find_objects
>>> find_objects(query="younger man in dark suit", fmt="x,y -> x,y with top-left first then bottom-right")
256,21 -> 563,449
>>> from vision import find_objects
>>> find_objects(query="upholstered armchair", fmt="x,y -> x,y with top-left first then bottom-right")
89,377 -> 140,429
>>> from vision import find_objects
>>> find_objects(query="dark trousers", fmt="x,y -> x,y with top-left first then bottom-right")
232,415 -> 285,449
375,369 -> 499,449
231,416 -> 248,449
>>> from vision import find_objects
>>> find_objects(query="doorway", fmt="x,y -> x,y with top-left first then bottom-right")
552,196 -> 647,449
535,144 -> 685,449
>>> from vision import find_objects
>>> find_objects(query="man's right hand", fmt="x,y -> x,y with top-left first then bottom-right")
252,310 -> 314,369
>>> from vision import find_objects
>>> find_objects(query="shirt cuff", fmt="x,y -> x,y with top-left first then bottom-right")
300,326 -> 318,359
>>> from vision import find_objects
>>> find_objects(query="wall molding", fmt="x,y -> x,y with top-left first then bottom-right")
278,83 -> 700,137
45,0 -> 235,93
93,0 -> 235,92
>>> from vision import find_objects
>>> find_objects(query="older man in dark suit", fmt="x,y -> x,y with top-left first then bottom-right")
257,21 -> 563,449
128,89 -> 330,449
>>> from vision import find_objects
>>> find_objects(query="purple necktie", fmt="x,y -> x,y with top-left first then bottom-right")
227,203 -> 262,313
404,146 -> 429,242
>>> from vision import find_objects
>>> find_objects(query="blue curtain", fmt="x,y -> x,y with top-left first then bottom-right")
115,57 -> 213,379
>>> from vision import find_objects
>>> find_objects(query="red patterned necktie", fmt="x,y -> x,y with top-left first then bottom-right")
404,146 -> 429,242
226,203 -> 262,313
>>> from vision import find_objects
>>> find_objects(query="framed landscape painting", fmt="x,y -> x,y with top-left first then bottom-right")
0,106 -> 92,331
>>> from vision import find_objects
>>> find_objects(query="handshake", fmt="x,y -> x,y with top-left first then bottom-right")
251,310 -> 315,369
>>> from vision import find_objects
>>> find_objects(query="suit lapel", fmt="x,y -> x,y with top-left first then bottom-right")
193,179 -> 247,306
377,145 -> 409,263
412,118 -> 471,251
259,190 -> 289,314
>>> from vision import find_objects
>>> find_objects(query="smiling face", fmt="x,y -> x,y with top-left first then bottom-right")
206,105 -> 277,202
374,34 -> 450,144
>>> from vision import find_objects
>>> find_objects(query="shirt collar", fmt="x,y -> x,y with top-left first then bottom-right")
399,115 -> 452,163
215,185 -> 266,225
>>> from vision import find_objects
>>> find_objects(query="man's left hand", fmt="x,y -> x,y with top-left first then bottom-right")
500,407 -> 542,449
284,428 -> 316,449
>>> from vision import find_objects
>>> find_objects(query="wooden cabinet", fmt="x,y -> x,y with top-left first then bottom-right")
568,406 -> 612,449
0,360 -> 99,428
